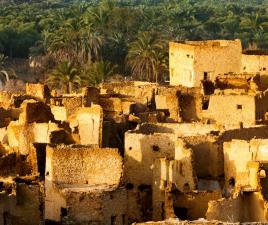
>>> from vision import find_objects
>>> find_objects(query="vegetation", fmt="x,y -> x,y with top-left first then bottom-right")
1,0 -> 268,90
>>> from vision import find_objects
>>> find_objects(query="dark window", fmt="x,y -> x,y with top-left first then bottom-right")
264,67 -> 266,71
3,212 -> 9,225
204,72 -> 208,80
138,184 -> 151,192
174,207 -> 188,220
111,216 -> 116,225
202,100 -> 209,110
126,183 -> 134,190
122,215 -> 126,225
60,208 -> 67,219
152,145 -> 160,152
237,105 -> 242,110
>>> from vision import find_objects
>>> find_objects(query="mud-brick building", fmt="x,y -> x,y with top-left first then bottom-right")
202,89 -> 268,127
242,50 -> 268,90
169,40 -> 242,87
45,145 -> 127,225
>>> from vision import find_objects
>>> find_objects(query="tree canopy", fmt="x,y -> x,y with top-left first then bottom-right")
1,0 -> 268,87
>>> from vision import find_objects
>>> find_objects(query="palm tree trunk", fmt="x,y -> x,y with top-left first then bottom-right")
68,82 -> 73,94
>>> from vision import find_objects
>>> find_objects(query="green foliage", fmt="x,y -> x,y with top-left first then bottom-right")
82,60 -> 118,86
2,0 -> 268,84
47,61 -> 82,93
127,32 -> 168,82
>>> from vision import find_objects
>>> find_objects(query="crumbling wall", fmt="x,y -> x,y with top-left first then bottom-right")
224,138 -> 268,191
46,145 -> 123,186
26,83 -> 50,103
171,139 -> 197,192
0,182 -> 43,225
223,140 -> 252,189
206,192 -> 268,222
241,54 -> 268,85
7,121 -> 67,155
75,105 -> 103,146
124,132 -> 176,223
173,191 -> 222,220
51,106 -> 67,122
169,40 -> 242,87
255,92 -> 268,122
100,82 -> 156,105
183,136 -> 223,178
19,100 -> 55,124
62,186 -> 127,225
62,95 -> 83,116
169,42 -> 195,87
99,97 -> 123,113
137,123 -> 221,137
82,86 -> 100,106
155,87 -> 181,122
124,132 -> 176,185
45,146 -> 125,223
204,91 -> 256,126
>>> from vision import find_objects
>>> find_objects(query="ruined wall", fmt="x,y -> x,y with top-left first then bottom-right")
183,136 -> 223,178
45,146 -> 125,223
169,40 -> 242,87
124,132 -> 176,223
75,105 -> 103,146
224,138 -> 268,190
204,92 -> 256,126
193,40 -> 242,86
223,140 -> 252,189
171,139 -> 197,192
241,54 -> 268,90
132,219 -> 236,225
63,187 -> 127,225
51,106 -> 67,122
255,92 -> 268,122
169,42 -> 195,87
19,100 -> 55,124
124,132 -> 176,185
137,123 -> 221,137
242,53 -> 268,74
155,87 -> 181,122
7,121 -> 64,155
206,192 -> 268,222
99,97 -> 123,113
62,95 -> 83,116
0,182 -> 42,225
173,191 -> 222,220
26,83 -> 50,102
46,146 -> 123,186
100,82 -> 156,105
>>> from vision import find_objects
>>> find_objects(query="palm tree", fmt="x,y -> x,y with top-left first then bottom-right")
240,13 -> 268,48
81,60 -> 117,86
80,25 -> 103,63
47,61 -> 82,93
126,32 -> 168,83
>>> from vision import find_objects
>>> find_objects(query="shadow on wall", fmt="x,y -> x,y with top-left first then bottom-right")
137,124 -> 174,135
180,94 -> 200,122
219,126 -> 268,143
124,134 -> 176,223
